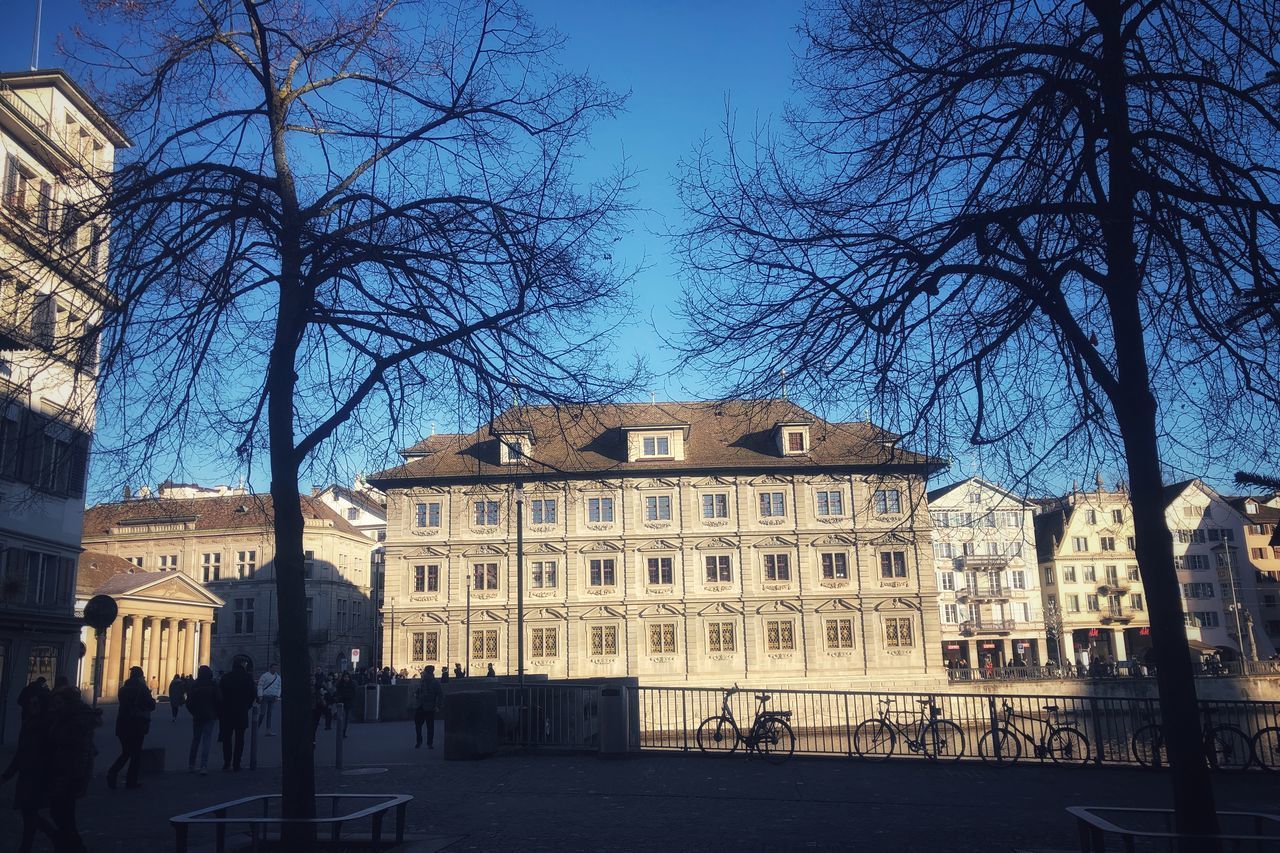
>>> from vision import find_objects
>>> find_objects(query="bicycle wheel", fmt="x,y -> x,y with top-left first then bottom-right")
755,718 -> 796,764
1132,724 -> 1165,768
921,720 -> 965,761
696,715 -> 741,756
853,719 -> 896,761
1207,725 -> 1252,770
1251,727 -> 1280,771
976,727 -> 1021,765
1046,727 -> 1090,765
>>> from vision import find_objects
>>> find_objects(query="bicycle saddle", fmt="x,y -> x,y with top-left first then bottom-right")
1042,704 -> 1059,713
756,694 -> 771,703
916,699 -> 933,706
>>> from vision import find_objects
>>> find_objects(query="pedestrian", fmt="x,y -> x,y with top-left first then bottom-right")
46,685 -> 100,853
454,662 -> 464,679
185,666 -> 221,774
2,689 -> 56,853
335,672 -> 357,737
217,660 -> 255,771
440,667 -> 449,685
15,677 -> 49,722
256,663 -> 281,736
311,679 -> 331,745
486,663 -> 496,678
169,673 -> 187,722
413,666 -> 444,750
106,666 -> 155,790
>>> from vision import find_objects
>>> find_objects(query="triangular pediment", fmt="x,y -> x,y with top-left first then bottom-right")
638,603 -> 683,618
463,483 -> 497,496
524,542 -> 564,556
580,540 -> 622,553
407,486 -> 450,496
748,474 -> 790,487
400,611 -> 448,626
636,539 -> 680,552
402,546 -> 448,560
462,544 -> 505,557
868,532 -> 913,546
803,475 -> 847,485
471,609 -> 508,623
811,534 -> 857,547
871,597 -> 921,613
754,600 -> 803,615
578,605 -> 626,620
752,535 -> 796,549
691,476 -> 736,487
634,478 -> 681,490
694,537 -> 737,550
696,601 -> 742,616
815,598 -> 859,613
528,607 -> 565,621
584,479 -> 622,491
130,575 -> 225,608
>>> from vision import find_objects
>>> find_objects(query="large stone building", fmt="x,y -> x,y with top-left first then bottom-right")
925,478 -> 1047,668
369,401 -> 946,688
81,488 -> 376,673
0,70 -> 128,742
1035,481 -> 1151,667
313,479 -> 386,668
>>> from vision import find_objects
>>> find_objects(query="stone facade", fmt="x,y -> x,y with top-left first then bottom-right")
925,478 -> 1047,668
370,401 -> 946,688
0,70 -> 128,743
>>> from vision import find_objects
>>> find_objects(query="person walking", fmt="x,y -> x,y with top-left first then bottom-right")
413,665 -> 444,750
169,673 -> 187,722
15,677 -> 49,722
486,663 -> 496,678
46,685 -> 100,853
2,689 -> 56,853
453,663 -> 464,679
217,660 -> 256,771
185,667 -> 221,774
107,666 -> 155,790
335,672 -> 357,737
256,663 -> 281,736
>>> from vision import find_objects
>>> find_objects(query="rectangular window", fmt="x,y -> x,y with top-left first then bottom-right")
590,625 -> 618,657
236,550 -> 256,579
473,500 -> 499,526
413,564 -> 426,593
879,551 -> 907,578
1253,547 -> 1268,560
1066,594 -> 1080,612
159,553 -> 179,571
1072,536 -> 1089,552
873,489 -> 902,514
530,627 -> 558,658
415,502 -> 442,528
884,617 -> 914,648
758,492 -> 786,517
1126,536 -> 1136,550
472,629 -> 499,660
427,564 -> 440,591
647,557 -> 673,585
1082,565 -> 1097,582
641,435 -> 670,456
1100,537 -> 1116,551
1063,566 -> 1077,582
942,604 -> 958,623
762,553 -> 790,582
938,571 -> 955,591
127,556 -> 143,568
1043,566 -> 1056,585
412,632 -> 425,661
821,552 -> 848,580
935,542 -> 954,559
824,618 -> 855,649
1127,564 -> 1141,581
1085,510 -> 1097,524
472,562 -> 499,590
531,560 -> 557,589
233,598 -> 255,634
530,499 -> 557,524
815,491 -> 844,516
644,494 -> 672,521
304,550 -> 315,578
648,622 -> 677,654
415,502 -> 427,527
1198,611 -> 1221,628
200,553 -> 220,582
931,511 -> 950,528
707,621 -> 736,653
587,497 -> 615,523
1010,570 -> 1026,589
704,555 -> 732,583
765,620 -> 795,651
589,558 -> 616,587
702,493 -> 729,519
787,431 -> 805,452
1130,594 -> 1144,610
1182,582 -> 1215,599
1111,509 -> 1124,523
1086,594 -> 1100,611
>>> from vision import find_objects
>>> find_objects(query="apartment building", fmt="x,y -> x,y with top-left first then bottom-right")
369,400 -> 946,688
313,478 -> 386,666
1224,493 -> 1280,657
81,488 -> 376,673
926,478 -> 1047,668
0,70 -> 128,742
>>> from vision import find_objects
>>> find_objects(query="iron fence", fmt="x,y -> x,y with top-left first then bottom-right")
636,684 -> 1280,767
494,683 -> 603,749
947,659 -> 1280,682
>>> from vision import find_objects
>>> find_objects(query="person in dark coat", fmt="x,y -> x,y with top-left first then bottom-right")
335,672 -> 357,737
15,677 -> 49,722
217,660 -> 256,771
2,689 -> 56,853
169,673 -> 187,722
185,666 -> 221,773
46,686 -> 100,853
107,666 -> 155,789
413,666 -> 444,750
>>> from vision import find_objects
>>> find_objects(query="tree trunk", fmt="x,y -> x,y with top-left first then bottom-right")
267,279 -> 316,842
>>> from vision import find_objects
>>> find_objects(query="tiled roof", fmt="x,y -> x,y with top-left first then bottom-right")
75,550 -> 140,596
82,493 -> 366,539
926,476 -> 1035,506
91,570 -> 175,597
372,400 -> 942,485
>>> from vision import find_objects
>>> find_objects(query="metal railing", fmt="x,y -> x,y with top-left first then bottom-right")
945,659 -> 1280,681
495,683 -> 603,749
635,684 -> 1280,767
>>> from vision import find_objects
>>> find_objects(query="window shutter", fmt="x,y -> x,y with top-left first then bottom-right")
67,432 -> 90,498
3,154 -> 16,204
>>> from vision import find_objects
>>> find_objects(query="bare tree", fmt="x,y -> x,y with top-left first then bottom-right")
73,0 -> 635,834
677,0 -> 1280,842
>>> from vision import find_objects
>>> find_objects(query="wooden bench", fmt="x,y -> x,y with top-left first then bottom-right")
170,793 -> 412,853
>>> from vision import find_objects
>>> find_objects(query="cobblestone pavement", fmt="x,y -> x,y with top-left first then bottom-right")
1,702 -> 1276,852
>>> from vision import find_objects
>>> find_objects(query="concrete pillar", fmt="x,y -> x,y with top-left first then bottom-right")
1000,638 -> 1015,666
146,617 -> 163,689
159,618 -> 176,689
1032,637 -> 1046,666
102,620 -> 123,700
181,620 -> 195,677
1113,628 -> 1128,663
127,614 -> 145,676
198,620 -> 212,668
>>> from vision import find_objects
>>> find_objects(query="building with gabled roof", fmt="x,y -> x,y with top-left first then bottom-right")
369,401 -> 947,688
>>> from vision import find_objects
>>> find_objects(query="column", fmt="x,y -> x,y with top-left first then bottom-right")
102,620 -> 123,700
145,617 -> 162,689
180,620 -> 195,677
1032,638 -> 1046,667
159,619 -> 176,689
1113,628 -> 1128,664
127,614 -> 145,677
1000,638 -> 1014,667
198,620 -> 212,668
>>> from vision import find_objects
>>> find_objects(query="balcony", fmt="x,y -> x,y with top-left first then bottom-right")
959,618 -> 1016,635
1099,608 -> 1134,625
956,587 -> 1012,603
1097,580 -> 1131,596
954,554 -> 1010,571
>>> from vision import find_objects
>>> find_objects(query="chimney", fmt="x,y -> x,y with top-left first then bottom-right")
123,485 -> 132,500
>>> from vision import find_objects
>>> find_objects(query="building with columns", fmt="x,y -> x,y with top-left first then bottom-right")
925,478 -> 1047,668
0,70 -> 129,743
369,400 -> 946,689
74,551 -> 222,698
81,489 -> 376,674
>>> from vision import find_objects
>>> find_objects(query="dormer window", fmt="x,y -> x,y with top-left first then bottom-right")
786,431 -> 805,452
498,431 -> 532,465
642,435 -> 671,457
1246,501 -> 1258,515
775,421 -> 811,456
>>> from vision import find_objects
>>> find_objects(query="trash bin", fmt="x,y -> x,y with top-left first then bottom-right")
364,684 -> 381,722
598,685 -> 629,757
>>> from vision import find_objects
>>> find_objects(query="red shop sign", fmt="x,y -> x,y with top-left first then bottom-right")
980,642 -> 997,649
1088,629 -> 1100,637
1139,628 -> 1150,636
945,644 -> 961,650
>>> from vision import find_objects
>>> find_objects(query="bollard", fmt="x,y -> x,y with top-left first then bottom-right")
334,703 -> 345,770
249,706 -> 259,770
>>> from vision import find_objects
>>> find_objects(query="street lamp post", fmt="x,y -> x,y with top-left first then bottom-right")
1214,542 -> 1252,665
514,481 -> 525,688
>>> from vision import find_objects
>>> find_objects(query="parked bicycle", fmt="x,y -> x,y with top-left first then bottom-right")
977,700 -> 1090,765
696,685 -> 796,763
1131,707 -> 1252,770
853,697 -> 964,762
1253,724 -> 1280,772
